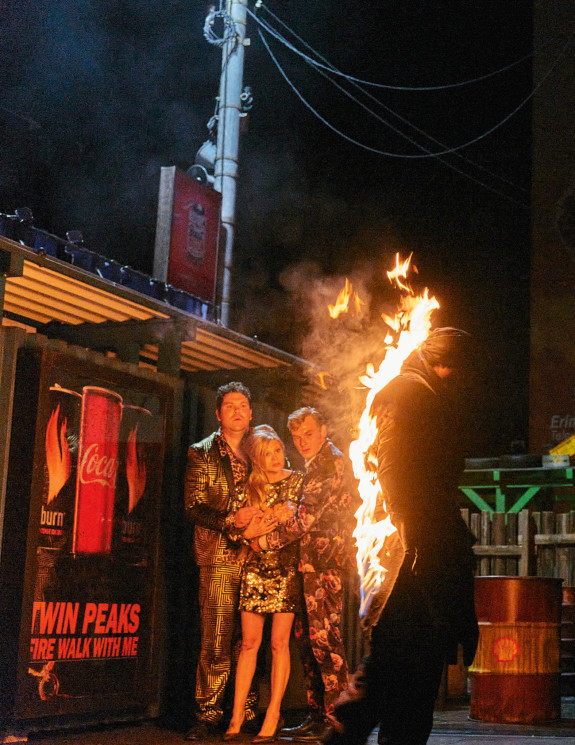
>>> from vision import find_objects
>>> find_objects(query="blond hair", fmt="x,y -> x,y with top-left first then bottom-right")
244,425 -> 285,508
287,406 -> 324,432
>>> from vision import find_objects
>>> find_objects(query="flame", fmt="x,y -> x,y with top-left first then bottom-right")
346,254 -> 439,619
328,278 -> 363,319
317,371 -> 332,390
386,252 -> 413,293
354,292 -> 364,314
126,425 -> 146,512
45,406 -> 71,504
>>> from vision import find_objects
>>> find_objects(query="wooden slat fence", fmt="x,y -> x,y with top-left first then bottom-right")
461,507 -> 575,582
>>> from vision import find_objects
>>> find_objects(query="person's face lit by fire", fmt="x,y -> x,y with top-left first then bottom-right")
217,392 -> 252,437
261,439 -> 286,480
290,415 -> 327,461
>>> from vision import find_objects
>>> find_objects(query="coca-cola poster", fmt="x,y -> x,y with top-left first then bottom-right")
4,347 -> 173,720
164,168 -> 221,302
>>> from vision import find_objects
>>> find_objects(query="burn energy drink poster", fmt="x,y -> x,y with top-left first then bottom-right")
4,346 -> 173,720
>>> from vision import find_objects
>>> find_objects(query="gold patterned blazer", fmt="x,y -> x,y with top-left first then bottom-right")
184,431 -> 245,567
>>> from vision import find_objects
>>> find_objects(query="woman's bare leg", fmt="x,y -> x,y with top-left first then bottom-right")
258,612 -> 294,736
226,612 -> 265,734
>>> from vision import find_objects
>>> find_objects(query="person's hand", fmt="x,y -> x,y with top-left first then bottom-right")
234,506 -> 262,528
243,511 -> 278,539
272,501 -> 295,522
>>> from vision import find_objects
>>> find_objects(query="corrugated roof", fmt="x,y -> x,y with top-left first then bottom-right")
0,236 -> 310,375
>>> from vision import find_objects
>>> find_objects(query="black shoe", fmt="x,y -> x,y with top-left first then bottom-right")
185,720 -> 219,740
280,714 -> 316,736
289,721 -> 330,743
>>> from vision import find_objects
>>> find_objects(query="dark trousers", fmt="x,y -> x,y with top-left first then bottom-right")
325,570 -> 445,745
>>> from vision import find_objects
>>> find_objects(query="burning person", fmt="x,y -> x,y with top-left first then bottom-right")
325,327 -> 479,745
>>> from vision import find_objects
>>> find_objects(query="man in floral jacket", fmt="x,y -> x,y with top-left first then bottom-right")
248,407 -> 359,742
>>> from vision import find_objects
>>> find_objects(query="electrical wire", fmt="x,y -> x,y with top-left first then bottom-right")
254,14 -> 497,161
250,5 -> 575,204
257,26 -> 527,207
254,12 -> 524,194
252,8 -> 574,162
258,2 -> 539,93
204,6 -> 236,47
251,8 -> 557,192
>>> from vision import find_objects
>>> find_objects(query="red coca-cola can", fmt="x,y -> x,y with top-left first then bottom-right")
72,386 -> 122,554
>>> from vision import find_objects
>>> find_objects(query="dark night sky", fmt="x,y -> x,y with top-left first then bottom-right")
1,1 -> 540,454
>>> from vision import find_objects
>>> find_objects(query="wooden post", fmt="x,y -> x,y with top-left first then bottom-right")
480,511 -> 491,575
540,512 -> 556,577
492,512 -> 507,575
557,512 -> 572,585
517,509 -> 532,577
507,512 -> 518,575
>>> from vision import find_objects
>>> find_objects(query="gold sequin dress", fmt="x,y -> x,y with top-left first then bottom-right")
238,471 -> 304,614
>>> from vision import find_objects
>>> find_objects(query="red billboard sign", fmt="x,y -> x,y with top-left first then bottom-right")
155,167 -> 221,303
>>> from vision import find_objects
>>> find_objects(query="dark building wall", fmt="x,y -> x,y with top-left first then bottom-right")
530,0 -> 575,452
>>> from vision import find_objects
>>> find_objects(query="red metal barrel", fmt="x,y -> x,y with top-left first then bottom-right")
562,586 -> 575,695
469,576 -> 562,723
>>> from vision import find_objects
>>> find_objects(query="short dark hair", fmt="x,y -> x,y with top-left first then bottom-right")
420,327 -> 472,368
216,381 -> 252,412
287,406 -> 324,432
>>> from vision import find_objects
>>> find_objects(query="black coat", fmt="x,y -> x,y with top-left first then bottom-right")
369,359 -> 478,666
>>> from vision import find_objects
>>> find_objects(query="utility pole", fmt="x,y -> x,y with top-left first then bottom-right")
214,0 -> 249,327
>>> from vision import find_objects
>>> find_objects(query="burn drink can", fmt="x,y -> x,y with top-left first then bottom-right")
40,385 -> 82,552
72,386 -> 122,554
35,385 -> 82,602
114,404 -> 153,565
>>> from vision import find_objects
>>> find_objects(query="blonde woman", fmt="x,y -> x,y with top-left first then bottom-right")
224,425 -> 303,743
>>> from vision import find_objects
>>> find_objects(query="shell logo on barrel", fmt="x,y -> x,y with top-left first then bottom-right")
492,636 -> 520,663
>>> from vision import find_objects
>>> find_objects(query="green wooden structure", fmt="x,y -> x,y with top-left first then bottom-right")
459,465 -> 575,514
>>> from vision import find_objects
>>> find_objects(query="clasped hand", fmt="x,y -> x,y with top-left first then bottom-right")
236,501 -> 296,540
243,508 -> 279,539
234,505 -> 262,529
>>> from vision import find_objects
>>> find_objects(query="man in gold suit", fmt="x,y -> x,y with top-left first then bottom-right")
184,381 -> 259,740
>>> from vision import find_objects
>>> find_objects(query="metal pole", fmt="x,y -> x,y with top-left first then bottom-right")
214,0 -> 248,327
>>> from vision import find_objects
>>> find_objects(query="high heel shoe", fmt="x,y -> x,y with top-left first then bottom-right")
252,716 -> 284,743
223,732 -> 242,742
224,718 -> 246,741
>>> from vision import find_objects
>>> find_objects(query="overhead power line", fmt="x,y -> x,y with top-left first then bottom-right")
256,26 -> 526,207
258,2 -> 540,92
249,3 -> 575,205
253,11 -> 528,198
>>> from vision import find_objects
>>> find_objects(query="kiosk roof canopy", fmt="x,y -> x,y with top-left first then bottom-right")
0,237 -> 308,375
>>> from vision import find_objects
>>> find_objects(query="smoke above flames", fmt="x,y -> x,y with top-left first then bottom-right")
279,255 -> 426,448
